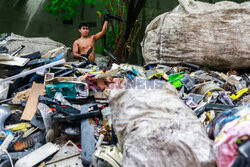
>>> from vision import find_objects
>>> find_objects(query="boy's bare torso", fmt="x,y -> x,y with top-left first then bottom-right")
73,20 -> 108,61
76,36 -> 95,61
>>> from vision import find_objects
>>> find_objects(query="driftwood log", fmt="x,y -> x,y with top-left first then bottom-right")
141,0 -> 250,70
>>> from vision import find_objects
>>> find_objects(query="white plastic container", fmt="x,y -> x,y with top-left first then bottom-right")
0,81 -> 11,100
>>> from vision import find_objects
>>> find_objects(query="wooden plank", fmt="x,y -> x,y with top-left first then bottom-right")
79,73 -> 89,82
20,82 -> 44,121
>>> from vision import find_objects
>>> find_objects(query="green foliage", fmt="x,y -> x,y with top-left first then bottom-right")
106,24 -> 119,50
45,0 -> 126,20
45,0 -> 82,20
84,0 -> 127,14
84,0 -> 97,5
95,43 -> 104,53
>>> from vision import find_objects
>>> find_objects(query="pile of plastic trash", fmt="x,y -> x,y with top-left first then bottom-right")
0,33 -> 249,167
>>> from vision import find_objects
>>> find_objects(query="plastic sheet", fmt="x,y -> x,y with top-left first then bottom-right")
4,34 -> 69,57
0,106 -> 11,131
206,105 -> 250,140
213,105 -> 250,167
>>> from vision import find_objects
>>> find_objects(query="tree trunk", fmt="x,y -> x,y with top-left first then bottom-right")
109,0 -> 147,65
113,31 -> 127,62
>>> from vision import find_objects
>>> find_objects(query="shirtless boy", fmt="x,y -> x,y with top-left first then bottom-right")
73,15 -> 109,62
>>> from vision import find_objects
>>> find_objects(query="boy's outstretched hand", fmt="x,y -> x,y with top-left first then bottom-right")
104,14 -> 110,21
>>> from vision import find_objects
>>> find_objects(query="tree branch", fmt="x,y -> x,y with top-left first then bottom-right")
106,2 -> 117,42
124,0 -> 146,39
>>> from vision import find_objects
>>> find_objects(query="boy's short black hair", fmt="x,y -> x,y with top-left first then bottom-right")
79,22 -> 89,29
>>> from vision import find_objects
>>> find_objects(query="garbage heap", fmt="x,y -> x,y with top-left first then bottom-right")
0,32 -> 249,167
108,63 -> 249,167
140,0 -> 250,166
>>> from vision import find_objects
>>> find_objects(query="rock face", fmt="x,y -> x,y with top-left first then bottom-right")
108,80 -> 215,167
141,0 -> 250,70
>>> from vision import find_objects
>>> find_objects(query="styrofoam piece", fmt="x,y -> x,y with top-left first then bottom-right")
15,142 -> 59,167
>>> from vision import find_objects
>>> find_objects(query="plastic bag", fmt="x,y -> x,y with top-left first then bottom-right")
141,0 -> 250,70
108,79 -> 215,167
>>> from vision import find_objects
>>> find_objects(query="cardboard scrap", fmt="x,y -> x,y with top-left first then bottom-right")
12,88 -> 32,104
20,82 -> 44,121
